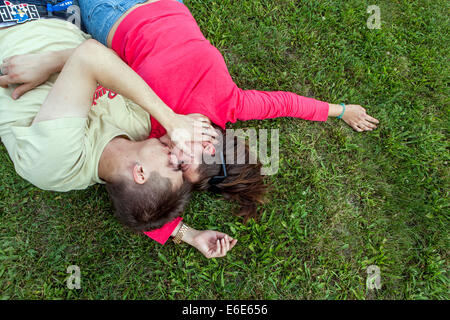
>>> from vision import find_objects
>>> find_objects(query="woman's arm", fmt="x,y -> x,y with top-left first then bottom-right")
144,217 -> 238,258
143,216 -> 183,244
236,89 -> 379,132
174,222 -> 238,259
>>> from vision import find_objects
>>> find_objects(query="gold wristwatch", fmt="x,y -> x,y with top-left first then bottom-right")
173,222 -> 189,244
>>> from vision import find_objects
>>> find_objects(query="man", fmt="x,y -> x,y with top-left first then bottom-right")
0,0 -> 237,258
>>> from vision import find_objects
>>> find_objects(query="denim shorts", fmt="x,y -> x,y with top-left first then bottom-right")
79,0 -> 184,46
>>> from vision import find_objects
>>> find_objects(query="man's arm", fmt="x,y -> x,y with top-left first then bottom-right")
4,39 -> 216,152
33,39 -> 180,124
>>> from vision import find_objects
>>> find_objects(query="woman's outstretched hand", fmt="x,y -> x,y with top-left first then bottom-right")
165,114 -> 218,156
191,230 -> 238,259
340,104 -> 380,132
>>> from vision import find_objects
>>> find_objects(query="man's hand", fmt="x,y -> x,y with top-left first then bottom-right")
165,113 -> 218,156
189,230 -> 238,259
0,53 -> 57,99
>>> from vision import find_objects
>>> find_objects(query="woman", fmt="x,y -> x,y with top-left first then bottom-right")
77,0 -> 379,245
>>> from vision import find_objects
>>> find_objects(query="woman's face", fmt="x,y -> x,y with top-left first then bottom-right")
159,113 -> 218,183
165,140 -> 216,184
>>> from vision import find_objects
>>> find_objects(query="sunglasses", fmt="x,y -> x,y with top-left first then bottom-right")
208,148 -> 227,186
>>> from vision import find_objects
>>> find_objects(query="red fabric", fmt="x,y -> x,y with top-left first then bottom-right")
112,0 -> 330,244
143,216 -> 183,245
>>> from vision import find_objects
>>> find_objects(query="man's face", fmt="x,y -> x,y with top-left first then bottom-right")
138,138 -> 184,189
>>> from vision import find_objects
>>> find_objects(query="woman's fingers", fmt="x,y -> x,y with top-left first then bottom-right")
356,123 -> 369,131
363,120 -> 377,130
215,239 -> 221,256
366,114 -> 380,124
358,120 -> 377,131
213,231 -> 228,238
208,239 -> 221,258
351,118 -> 377,132
342,104 -> 380,133
219,238 -> 226,257
208,237 -> 237,258
221,238 -> 226,256
230,239 -> 238,250
351,123 -> 363,132
225,236 -> 230,252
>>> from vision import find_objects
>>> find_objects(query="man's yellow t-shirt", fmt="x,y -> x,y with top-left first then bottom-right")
0,19 -> 151,191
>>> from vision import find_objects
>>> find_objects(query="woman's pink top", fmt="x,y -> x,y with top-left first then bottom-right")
112,0 -> 330,244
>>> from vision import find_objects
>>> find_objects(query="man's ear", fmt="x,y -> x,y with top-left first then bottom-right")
132,163 -> 147,184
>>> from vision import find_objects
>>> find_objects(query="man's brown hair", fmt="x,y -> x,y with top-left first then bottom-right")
106,171 -> 192,232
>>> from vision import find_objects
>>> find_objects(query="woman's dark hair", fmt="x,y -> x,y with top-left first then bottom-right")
194,127 -> 268,223
106,171 -> 192,232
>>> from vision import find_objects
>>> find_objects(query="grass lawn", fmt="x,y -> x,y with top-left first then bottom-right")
0,0 -> 448,299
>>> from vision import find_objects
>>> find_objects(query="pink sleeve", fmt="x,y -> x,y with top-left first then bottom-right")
143,216 -> 183,245
235,89 -> 330,122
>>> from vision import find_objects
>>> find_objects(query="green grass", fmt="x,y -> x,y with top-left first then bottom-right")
0,0 -> 448,299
